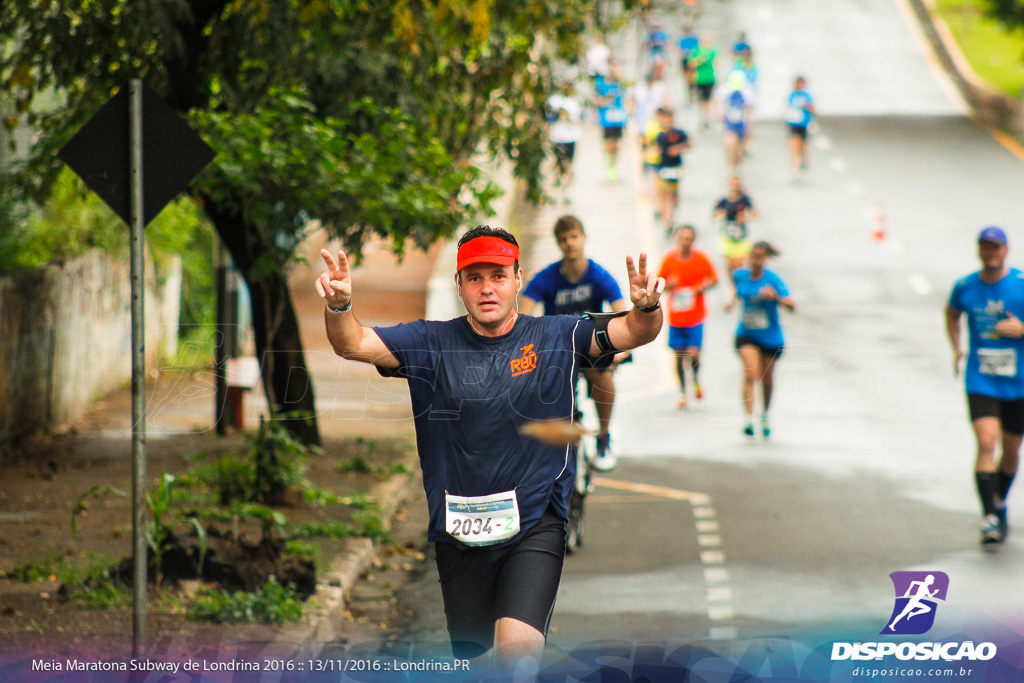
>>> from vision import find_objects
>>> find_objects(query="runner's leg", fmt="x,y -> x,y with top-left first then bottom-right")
689,347 -> 703,398
583,367 -> 615,439
738,344 -> 759,428
760,350 -> 777,412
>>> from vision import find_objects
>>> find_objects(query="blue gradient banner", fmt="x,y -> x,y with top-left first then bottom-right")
2,614 -> 1023,683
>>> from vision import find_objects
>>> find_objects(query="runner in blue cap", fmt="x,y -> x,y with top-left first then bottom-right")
946,226 -> 1024,547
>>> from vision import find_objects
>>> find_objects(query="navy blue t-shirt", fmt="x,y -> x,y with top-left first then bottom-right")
373,315 -> 607,547
523,259 -> 624,317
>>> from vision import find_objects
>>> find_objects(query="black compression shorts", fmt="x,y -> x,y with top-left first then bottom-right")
967,393 -> 1024,436
434,507 -> 567,658
788,124 -> 809,140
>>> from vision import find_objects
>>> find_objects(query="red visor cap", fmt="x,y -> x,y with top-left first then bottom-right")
456,236 -> 520,271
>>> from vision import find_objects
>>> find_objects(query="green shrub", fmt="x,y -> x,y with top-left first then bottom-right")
248,417 -> 312,505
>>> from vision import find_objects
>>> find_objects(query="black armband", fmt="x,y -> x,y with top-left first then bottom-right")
583,311 -> 629,354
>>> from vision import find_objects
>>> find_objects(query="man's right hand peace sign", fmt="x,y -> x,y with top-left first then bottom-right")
315,248 -> 353,310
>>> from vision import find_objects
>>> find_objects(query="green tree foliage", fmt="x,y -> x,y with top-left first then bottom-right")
981,0 -> 1024,29
1,0 -> 597,444
0,169 -> 217,339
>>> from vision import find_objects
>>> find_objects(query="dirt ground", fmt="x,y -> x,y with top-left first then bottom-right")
0,395 -> 426,659
0,235 -> 441,662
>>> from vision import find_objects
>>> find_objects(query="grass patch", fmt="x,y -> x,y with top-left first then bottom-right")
5,553 -> 131,609
934,0 -> 1024,96
186,577 -> 304,624
292,511 -> 391,542
68,570 -> 131,609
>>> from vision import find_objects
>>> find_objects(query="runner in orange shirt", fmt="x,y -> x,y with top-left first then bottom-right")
658,225 -> 719,407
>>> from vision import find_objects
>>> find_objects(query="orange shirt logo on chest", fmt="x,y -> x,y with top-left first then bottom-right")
510,344 -> 538,377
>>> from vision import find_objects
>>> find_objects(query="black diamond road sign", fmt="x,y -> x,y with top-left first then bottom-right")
58,81 -> 215,227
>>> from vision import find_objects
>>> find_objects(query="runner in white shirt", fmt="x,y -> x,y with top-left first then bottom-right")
547,84 -> 584,201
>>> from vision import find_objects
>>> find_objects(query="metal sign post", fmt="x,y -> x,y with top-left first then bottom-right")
57,79 -> 215,659
128,78 -> 147,658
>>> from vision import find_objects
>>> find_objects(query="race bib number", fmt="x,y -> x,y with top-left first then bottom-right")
743,307 -> 769,330
658,166 -> 682,181
785,107 -> 805,125
605,108 -> 626,124
672,287 -> 696,311
722,221 -> 747,242
726,107 -> 745,124
978,348 -> 1018,377
445,490 -> 520,546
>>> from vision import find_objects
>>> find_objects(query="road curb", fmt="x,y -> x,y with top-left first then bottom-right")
905,0 -> 1022,132
276,459 -> 422,658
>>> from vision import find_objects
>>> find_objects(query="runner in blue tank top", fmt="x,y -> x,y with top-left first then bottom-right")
315,225 -> 664,668
946,226 -> 1024,547
725,241 -> 794,439
521,215 -> 629,470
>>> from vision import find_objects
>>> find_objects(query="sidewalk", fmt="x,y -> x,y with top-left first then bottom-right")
0,233 -> 441,659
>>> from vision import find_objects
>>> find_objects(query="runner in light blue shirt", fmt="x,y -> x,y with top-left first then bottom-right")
786,75 -> 816,180
595,67 -> 628,181
946,226 -> 1024,546
726,241 -> 794,439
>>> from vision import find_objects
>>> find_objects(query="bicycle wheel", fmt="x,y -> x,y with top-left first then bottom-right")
566,437 -> 592,553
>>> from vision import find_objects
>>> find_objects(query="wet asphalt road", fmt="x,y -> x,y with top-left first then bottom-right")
332,0 -> 1024,662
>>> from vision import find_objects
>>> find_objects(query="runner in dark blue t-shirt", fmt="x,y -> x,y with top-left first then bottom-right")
315,225 -> 664,668
521,215 -> 629,470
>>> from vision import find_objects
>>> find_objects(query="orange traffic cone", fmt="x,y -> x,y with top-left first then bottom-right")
871,201 -> 887,241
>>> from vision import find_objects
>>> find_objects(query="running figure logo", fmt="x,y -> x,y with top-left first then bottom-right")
881,571 -> 949,635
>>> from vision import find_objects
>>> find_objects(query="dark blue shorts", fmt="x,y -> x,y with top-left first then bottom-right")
668,323 -> 704,350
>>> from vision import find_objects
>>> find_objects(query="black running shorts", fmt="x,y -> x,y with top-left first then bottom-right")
602,126 -> 624,141
434,507 -> 567,659
967,393 -> 1024,435
788,124 -> 809,140
696,83 -> 715,102
735,335 -> 784,359
554,142 -> 576,165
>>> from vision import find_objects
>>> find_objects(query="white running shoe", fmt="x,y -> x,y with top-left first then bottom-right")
981,514 -> 1004,546
591,434 -> 617,472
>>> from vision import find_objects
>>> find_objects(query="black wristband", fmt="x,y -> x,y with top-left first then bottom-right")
638,302 -> 661,313
326,300 -> 353,314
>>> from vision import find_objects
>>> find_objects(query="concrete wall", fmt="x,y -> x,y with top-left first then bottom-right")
0,251 -> 180,447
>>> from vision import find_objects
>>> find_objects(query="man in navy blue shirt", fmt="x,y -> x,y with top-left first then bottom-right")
315,226 -> 663,668
520,215 -> 629,471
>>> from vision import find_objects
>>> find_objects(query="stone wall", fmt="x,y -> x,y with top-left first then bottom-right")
0,251 -> 180,448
